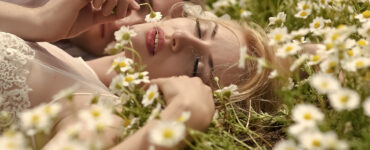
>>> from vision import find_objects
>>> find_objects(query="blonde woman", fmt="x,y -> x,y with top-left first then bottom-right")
0,2 -> 281,150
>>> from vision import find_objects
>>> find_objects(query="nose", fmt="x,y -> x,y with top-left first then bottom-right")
113,11 -> 145,28
170,31 -> 200,52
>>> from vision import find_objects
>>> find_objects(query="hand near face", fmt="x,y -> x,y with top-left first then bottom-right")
39,0 -> 140,41
151,76 -> 215,130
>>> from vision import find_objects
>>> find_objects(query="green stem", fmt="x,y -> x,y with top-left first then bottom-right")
139,3 -> 154,13
223,131 -> 253,149
122,44 -> 143,66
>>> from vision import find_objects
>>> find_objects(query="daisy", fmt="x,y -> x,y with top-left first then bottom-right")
20,108 -> 50,135
299,131 -> 326,150
288,123 -> 317,136
238,46 -> 247,69
147,103 -> 162,122
363,97 -> 370,116
122,73 -> 140,87
268,69 -> 278,79
114,26 -> 137,44
149,121 -> 186,148
320,56 -> 339,74
357,39 -> 368,47
297,1 -> 312,11
307,53 -> 328,66
78,105 -> 114,132
328,88 -> 360,111
268,12 -> 286,26
342,57 -> 370,72
292,104 -> 324,125
310,73 -> 341,94
108,56 -> 133,73
176,111 -> 191,123
240,10 -> 252,19
324,131 -> 349,150
318,0 -> 330,8
291,28 -> 310,43
289,54 -> 309,71
109,74 -> 125,94
358,21 -> 370,38
145,12 -> 162,23
310,17 -> 326,33
257,58 -> 268,74
276,42 -> 302,58
294,9 -> 312,19
344,46 -> 362,59
122,115 -> 138,129
214,84 -> 239,99
37,103 -> 61,118
273,140 -> 299,150
52,84 -> 79,101
355,10 -> 370,22
142,84 -> 159,107
134,71 -> 150,84
0,131 -> 28,150
104,41 -> 121,55
268,27 -> 291,45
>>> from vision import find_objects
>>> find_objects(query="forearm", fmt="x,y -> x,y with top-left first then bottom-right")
0,1 -> 43,41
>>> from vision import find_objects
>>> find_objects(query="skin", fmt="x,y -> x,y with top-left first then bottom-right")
70,0 -> 184,56
88,18 -> 245,87
0,0 -> 140,41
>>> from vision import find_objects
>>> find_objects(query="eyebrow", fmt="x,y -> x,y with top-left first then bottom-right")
208,55 -> 214,81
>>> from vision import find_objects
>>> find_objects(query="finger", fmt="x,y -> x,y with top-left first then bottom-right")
102,0 -> 118,16
93,0 -> 105,9
129,0 -> 140,11
116,0 -> 129,18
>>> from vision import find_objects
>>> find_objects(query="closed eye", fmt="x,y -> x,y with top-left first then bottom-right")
192,57 -> 200,77
196,19 -> 202,39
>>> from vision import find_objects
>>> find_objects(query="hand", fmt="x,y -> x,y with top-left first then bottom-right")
151,76 -> 215,130
37,0 -> 140,41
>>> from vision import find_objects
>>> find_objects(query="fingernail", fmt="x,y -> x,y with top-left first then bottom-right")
133,1 -> 140,9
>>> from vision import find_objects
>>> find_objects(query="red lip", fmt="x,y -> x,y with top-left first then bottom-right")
146,26 -> 164,56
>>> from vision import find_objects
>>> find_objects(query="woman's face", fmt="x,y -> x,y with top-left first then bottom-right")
129,18 -> 244,85
70,0 -> 183,56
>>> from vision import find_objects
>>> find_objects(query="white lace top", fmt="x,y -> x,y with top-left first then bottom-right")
0,32 -> 115,129
0,32 -> 35,127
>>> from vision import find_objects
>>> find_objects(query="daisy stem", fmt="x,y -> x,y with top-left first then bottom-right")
122,44 -> 143,66
139,3 -> 154,13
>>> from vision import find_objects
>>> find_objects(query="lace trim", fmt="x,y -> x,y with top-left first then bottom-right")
0,32 -> 35,128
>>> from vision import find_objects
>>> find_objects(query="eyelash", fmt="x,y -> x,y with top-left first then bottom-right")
192,19 -> 202,77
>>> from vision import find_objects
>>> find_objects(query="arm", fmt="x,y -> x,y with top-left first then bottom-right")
0,0 -> 139,42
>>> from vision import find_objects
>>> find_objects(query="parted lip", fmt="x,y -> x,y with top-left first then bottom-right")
145,26 -> 164,56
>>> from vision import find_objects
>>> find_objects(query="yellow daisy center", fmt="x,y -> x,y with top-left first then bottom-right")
303,113 -> 312,120
347,50 -> 354,56
150,12 -> 156,18
312,140 -> 322,147
303,4 -> 310,10
31,115 -> 40,124
285,46 -> 293,52
119,62 -> 127,67
275,34 -> 283,41
314,22 -> 321,29
122,32 -> 131,41
321,82 -> 328,88
320,0 -> 326,4
356,61 -> 365,68
362,10 -> 370,18
148,92 -> 155,100
312,55 -> 321,62
123,119 -> 131,127
357,39 -> 367,46
326,43 -> 334,50
331,33 -> 340,41
90,109 -> 101,118
162,128 -> 174,139
44,106 -> 52,114
300,11 -> 308,17
6,141 -> 17,148
125,77 -> 134,82
340,95 -> 349,104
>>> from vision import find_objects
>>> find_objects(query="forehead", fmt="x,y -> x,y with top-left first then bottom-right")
207,22 -> 245,86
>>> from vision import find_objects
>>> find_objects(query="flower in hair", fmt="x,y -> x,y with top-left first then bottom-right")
145,11 -> 163,23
